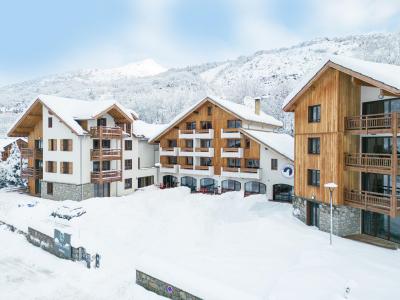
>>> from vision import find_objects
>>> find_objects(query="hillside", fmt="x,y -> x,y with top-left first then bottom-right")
0,31 -> 399,136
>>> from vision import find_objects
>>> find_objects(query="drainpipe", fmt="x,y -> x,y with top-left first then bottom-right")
80,136 -> 83,200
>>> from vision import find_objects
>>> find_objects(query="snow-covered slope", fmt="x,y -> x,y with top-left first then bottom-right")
0,32 -> 399,136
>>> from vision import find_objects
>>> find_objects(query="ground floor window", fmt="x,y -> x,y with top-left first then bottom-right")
94,183 -> 110,197
273,184 -> 293,202
181,176 -> 197,192
138,176 -> 154,188
35,179 -> 41,195
244,181 -> 266,196
125,178 -> 132,189
200,178 -> 217,194
221,180 -> 241,193
362,211 -> 400,243
306,201 -> 319,227
47,182 -> 53,195
162,175 -> 178,188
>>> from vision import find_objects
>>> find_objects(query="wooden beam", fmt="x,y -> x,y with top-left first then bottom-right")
391,112 -> 398,218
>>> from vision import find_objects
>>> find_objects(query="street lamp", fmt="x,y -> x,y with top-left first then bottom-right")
324,182 -> 338,245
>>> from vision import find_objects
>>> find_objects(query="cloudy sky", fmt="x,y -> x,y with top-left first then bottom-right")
0,0 -> 399,85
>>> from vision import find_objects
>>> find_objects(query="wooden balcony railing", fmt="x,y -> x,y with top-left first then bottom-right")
195,129 -> 212,134
344,153 -> 397,174
91,170 -> 122,183
181,147 -> 194,152
345,113 -> 400,133
180,129 -> 194,134
195,147 -> 211,152
90,149 -> 122,160
180,164 -> 194,169
344,189 -> 396,214
222,167 -> 239,172
20,148 -> 43,159
21,167 -> 43,179
90,126 -> 123,138
223,128 -> 240,133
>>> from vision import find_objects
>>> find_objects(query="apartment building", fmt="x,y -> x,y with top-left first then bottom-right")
8,95 -> 158,200
283,55 -> 400,243
149,96 -> 294,200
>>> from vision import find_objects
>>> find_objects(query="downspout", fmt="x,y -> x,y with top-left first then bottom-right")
80,135 -> 83,200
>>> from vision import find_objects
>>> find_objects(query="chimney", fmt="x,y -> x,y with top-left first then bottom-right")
254,97 -> 261,115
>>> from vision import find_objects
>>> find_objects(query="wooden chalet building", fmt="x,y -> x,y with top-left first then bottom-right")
0,138 -> 27,160
283,55 -> 400,243
150,96 -> 294,200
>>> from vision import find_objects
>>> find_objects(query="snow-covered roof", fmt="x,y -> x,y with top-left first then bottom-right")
0,138 -> 26,152
241,129 -> 294,161
283,55 -> 400,111
149,96 -> 282,142
132,120 -> 167,140
8,95 -> 137,136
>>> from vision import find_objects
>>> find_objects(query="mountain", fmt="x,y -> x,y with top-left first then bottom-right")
0,31 -> 400,136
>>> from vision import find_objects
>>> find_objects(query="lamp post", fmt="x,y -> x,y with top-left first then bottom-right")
324,182 -> 338,245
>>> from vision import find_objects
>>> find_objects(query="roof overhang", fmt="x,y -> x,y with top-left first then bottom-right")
93,103 -> 134,123
283,60 -> 400,112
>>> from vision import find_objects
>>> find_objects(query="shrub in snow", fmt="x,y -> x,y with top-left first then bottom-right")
0,142 -> 27,188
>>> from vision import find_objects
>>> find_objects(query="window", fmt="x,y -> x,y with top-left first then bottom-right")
46,161 -> 57,173
186,122 -> 196,130
246,159 -> 259,168
185,139 -> 193,148
93,161 -> 110,171
97,118 -> 107,126
200,139 -> 212,148
227,139 -> 241,148
207,106 -> 212,116
125,140 -> 132,151
227,158 -> 241,168
200,157 -> 212,166
200,121 -> 212,129
186,157 -> 193,165
138,176 -> 154,188
48,139 -> 57,151
47,182 -> 53,195
138,157 -> 141,169
308,137 -> 320,154
60,162 -> 73,174
125,159 -> 132,170
60,139 -> 72,151
271,159 -> 278,170
35,139 -> 43,150
227,120 -> 242,128
308,105 -> 321,123
168,139 -> 177,147
125,178 -> 132,189
168,156 -> 177,165
93,139 -> 111,149
245,138 -> 250,148
48,117 -> 52,128
308,169 -> 320,187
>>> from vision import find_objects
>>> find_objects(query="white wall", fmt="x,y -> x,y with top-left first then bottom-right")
361,86 -> 397,103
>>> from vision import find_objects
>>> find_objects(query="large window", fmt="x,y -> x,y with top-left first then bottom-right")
245,181 -> 266,195
200,139 -> 212,148
308,105 -> 321,123
168,139 -> 177,147
246,159 -> 259,168
93,139 -> 110,149
308,137 -> 320,154
125,159 -> 132,170
200,178 -> 217,193
97,118 -> 107,126
60,139 -> 72,151
307,169 -> 320,187
185,139 -> 193,148
168,156 -> 177,165
227,120 -> 242,128
227,158 -> 240,168
227,139 -> 241,148
200,121 -> 212,129
186,121 -> 196,130
181,176 -> 197,191
138,176 -> 154,188
93,161 -> 111,171
221,180 -> 241,193
186,157 -> 193,165
200,157 -> 212,166
125,140 -> 132,150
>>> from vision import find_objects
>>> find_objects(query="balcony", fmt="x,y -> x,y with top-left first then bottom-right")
159,164 -> 179,173
159,147 -> 179,156
179,165 -> 214,176
345,113 -> 400,134
21,167 -> 43,179
91,149 -> 122,161
179,147 -> 214,157
179,147 -> 194,157
221,128 -> 241,139
344,153 -> 400,174
90,126 -> 123,139
221,167 -> 261,179
178,129 -> 214,139
221,147 -> 244,158
91,170 -> 122,183
344,189 -> 400,216
20,148 -> 43,159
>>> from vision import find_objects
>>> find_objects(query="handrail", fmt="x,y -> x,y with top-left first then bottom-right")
90,126 -> 123,137
345,153 -> 394,170
345,113 -> 399,131
344,189 -> 395,211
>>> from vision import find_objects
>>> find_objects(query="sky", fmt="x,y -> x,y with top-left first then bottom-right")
0,0 -> 399,85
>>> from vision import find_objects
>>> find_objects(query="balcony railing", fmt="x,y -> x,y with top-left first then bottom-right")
221,147 -> 244,158
91,170 -> 122,183
90,126 -> 123,138
178,129 -> 214,139
221,128 -> 241,139
345,113 -> 400,133
344,153 -> 399,174
344,189 -> 396,214
90,149 -> 122,160
21,167 -> 43,179
20,148 -> 43,159
221,167 -> 261,179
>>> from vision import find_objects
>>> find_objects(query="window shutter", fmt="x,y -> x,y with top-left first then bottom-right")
60,162 -> 63,174
45,161 -> 49,172
68,139 -> 72,151
69,162 -> 73,174
48,140 -> 51,151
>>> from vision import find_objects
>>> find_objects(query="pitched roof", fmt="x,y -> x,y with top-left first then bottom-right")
8,95 -> 137,136
132,120 -> 167,140
149,96 -> 282,142
0,138 -> 26,152
241,129 -> 294,161
282,55 -> 400,111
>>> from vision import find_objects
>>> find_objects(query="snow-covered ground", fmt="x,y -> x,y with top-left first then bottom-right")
0,187 -> 399,300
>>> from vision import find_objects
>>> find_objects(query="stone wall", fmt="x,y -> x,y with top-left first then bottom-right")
136,270 -> 202,300
293,196 -> 361,237
41,181 -> 94,201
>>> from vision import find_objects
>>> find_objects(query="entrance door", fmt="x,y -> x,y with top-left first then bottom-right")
94,183 -> 111,197
35,179 -> 41,195
306,201 -> 319,227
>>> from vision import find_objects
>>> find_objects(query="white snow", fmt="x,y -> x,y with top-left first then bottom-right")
283,55 -> 400,110
0,137 -> 25,152
132,120 -> 167,140
0,187 -> 399,299
242,129 -> 294,161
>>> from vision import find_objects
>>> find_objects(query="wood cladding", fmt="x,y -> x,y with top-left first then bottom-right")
294,68 -> 360,205
158,100 -> 261,175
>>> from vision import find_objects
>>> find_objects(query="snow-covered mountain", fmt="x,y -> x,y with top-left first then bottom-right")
0,31 -> 399,136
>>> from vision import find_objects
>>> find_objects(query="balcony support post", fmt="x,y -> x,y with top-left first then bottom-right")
391,112 -> 398,217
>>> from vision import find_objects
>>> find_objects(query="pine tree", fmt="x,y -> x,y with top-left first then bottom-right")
0,142 -> 27,187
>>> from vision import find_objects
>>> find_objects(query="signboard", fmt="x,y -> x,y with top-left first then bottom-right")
54,229 -> 72,259
281,164 -> 294,178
